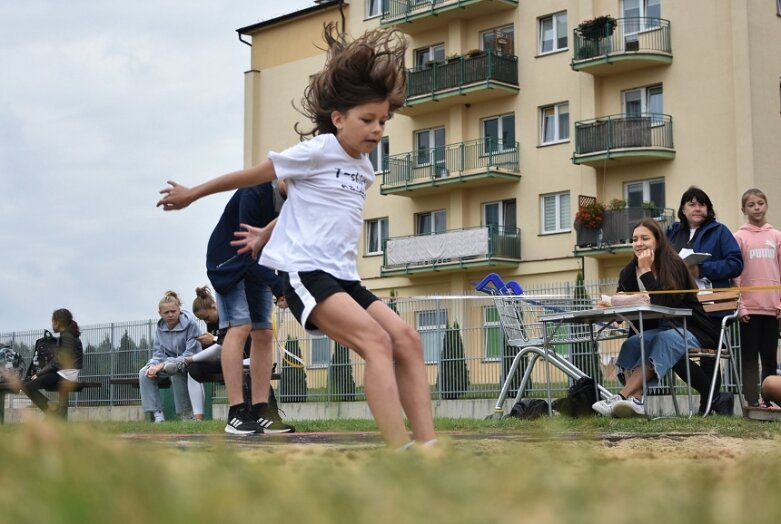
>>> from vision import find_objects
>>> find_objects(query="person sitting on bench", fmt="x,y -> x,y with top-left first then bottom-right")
20,308 -> 83,417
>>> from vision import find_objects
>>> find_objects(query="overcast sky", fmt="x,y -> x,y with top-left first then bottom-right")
0,1 -> 316,333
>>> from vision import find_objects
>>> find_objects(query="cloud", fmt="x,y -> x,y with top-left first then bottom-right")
0,1 -> 314,333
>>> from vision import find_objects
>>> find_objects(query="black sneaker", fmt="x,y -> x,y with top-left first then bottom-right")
254,405 -> 295,434
225,408 -> 262,435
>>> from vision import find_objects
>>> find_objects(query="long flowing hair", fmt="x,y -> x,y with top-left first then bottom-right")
295,22 -> 407,138
633,218 -> 696,301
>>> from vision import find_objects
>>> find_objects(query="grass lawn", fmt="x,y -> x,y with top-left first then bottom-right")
2,416 -> 781,523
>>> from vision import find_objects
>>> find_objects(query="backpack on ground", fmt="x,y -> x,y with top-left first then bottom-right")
505,398 -> 550,420
552,376 -> 598,417
0,344 -> 25,382
25,330 -> 57,379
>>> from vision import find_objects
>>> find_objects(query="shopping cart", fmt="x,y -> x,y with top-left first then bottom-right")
475,273 -> 615,418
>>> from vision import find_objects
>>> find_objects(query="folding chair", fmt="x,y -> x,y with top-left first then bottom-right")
683,291 -> 745,417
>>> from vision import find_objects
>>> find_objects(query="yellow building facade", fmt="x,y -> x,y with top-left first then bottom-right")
238,0 -> 781,298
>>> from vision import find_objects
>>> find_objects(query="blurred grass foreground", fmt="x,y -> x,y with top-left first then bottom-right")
3,417 -> 781,524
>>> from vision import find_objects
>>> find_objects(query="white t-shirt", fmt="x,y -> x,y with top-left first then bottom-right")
260,134 -> 375,281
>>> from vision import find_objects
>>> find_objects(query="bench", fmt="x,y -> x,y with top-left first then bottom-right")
109,371 -> 281,388
0,380 -> 102,423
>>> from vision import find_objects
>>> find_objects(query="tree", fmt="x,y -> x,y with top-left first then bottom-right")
328,342 -> 356,401
280,336 -> 307,402
436,321 -> 470,399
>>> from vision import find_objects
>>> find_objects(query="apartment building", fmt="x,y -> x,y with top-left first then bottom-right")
238,0 -> 781,298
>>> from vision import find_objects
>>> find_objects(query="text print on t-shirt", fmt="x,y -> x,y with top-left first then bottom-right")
335,168 -> 367,199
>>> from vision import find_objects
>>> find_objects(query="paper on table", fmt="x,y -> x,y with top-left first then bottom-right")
678,248 -> 711,267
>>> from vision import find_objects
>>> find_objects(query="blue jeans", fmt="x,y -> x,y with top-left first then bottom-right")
215,278 -> 272,330
616,323 -> 702,387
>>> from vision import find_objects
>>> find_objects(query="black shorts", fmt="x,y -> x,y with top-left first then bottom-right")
281,270 -> 379,334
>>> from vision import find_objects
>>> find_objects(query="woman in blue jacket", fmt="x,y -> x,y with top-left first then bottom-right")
667,186 -> 743,415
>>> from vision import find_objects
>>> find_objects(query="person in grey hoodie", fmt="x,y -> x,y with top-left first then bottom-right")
139,290 -> 202,422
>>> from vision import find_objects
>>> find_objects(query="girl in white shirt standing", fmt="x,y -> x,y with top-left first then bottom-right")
157,24 -> 437,450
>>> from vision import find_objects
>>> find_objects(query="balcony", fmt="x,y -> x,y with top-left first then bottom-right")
572,114 -> 675,166
382,225 -> 521,276
402,50 -> 519,116
574,208 -> 676,258
571,17 -> 672,76
381,138 -> 520,196
381,0 -> 518,34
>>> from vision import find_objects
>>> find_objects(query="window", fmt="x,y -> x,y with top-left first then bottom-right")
368,136 -> 389,173
417,309 -> 447,363
622,0 -> 661,32
414,127 -> 446,173
539,12 -> 568,54
310,335 -> 330,367
416,210 -> 446,235
414,43 -> 445,68
625,178 -> 665,209
778,0 -> 781,16
365,217 -> 389,255
366,0 -> 382,18
541,192 -> 571,234
484,306 -> 502,360
624,84 -> 663,124
483,199 -> 517,231
481,25 -> 515,56
540,102 -> 569,144
482,114 -> 515,153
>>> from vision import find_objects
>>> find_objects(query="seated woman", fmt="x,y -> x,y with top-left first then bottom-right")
592,218 -> 718,418
20,308 -> 83,417
139,290 -> 202,423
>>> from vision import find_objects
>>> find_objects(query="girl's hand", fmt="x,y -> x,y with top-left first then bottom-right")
146,363 -> 164,378
738,313 -> 750,323
232,223 -> 270,260
196,333 -> 215,347
157,181 -> 195,210
637,249 -> 654,272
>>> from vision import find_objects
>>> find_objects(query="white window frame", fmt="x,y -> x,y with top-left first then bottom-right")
481,25 -> 514,56
417,309 -> 448,363
368,136 -> 389,173
366,0 -> 382,18
623,84 -> 663,124
540,191 -> 571,234
622,0 -> 661,33
540,102 -> 570,145
365,217 -> 389,255
624,178 -> 665,210
483,199 -> 517,230
310,335 -> 331,368
414,126 -> 446,169
483,306 -> 502,361
538,12 -> 568,54
414,43 -> 445,69
415,210 -> 447,235
481,113 -> 515,153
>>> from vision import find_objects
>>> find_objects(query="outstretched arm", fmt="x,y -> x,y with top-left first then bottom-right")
157,159 -> 276,210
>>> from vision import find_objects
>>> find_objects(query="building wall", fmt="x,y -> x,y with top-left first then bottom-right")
240,0 -> 781,294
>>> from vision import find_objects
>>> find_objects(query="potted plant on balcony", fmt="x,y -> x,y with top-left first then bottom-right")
577,15 -> 617,40
602,198 -> 630,245
574,201 -> 605,247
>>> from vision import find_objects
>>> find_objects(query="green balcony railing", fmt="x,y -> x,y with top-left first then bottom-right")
573,113 -> 674,157
381,138 -> 519,193
406,50 -> 518,100
575,208 -> 676,250
382,225 -> 521,274
572,17 -> 671,63
381,0 -> 518,26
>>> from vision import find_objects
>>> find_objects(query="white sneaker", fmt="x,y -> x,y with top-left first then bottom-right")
592,394 -> 623,417
153,410 -> 165,424
613,396 -> 646,418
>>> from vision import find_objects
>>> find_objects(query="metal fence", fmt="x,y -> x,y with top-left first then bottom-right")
1,278 -> 744,411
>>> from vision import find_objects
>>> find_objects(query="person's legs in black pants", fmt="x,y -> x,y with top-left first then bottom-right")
20,372 -> 61,413
672,357 -> 722,413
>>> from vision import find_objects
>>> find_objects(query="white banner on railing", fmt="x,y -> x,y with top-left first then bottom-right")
386,228 -> 488,265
